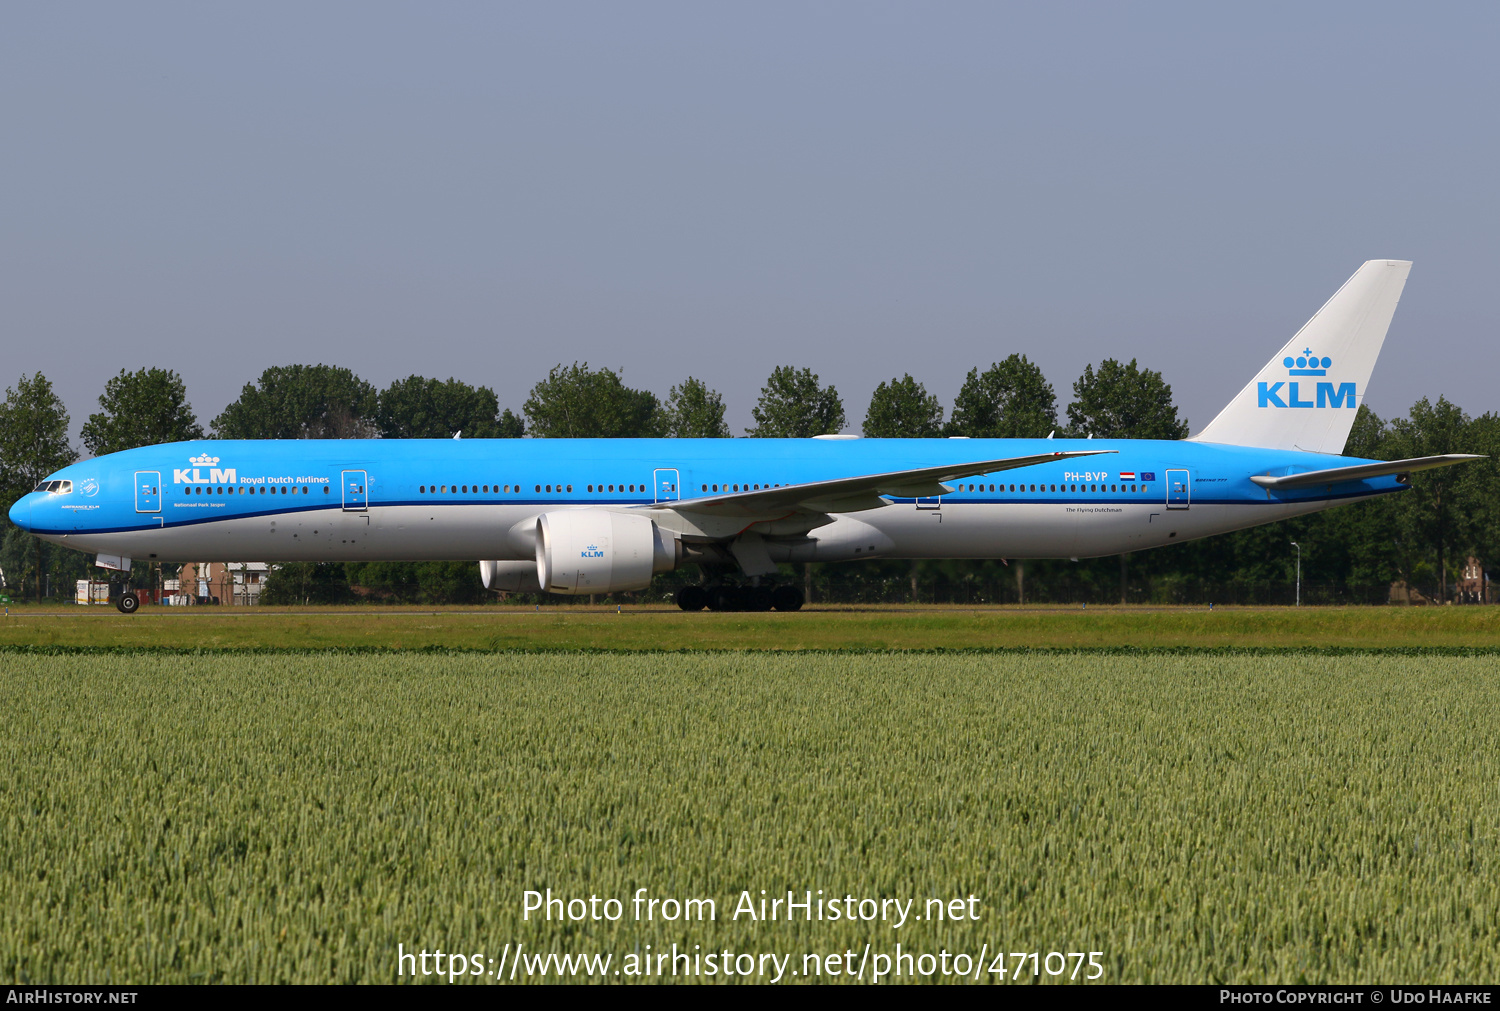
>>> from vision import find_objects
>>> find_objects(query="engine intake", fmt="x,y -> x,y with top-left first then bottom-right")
536,509 -> 677,595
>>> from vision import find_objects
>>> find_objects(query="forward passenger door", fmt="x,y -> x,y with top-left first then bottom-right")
134,471 -> 161,513
342,470 -> 368,511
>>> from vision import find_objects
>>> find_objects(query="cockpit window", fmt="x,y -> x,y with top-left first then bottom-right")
33,480 -> 72,494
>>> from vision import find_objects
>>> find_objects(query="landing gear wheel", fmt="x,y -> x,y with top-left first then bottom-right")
771,585 -> 804,612
746,586 -> 774,612
708,586 -> 745,612
676,585 -> 707,611
116,591 -> 140,615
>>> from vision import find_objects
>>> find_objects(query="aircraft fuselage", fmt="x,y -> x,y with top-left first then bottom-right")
10,436 -> 1399,565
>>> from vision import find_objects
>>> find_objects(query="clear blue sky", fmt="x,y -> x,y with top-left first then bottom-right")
3,2 -> 1495,442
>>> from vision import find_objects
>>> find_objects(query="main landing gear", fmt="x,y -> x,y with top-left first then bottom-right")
675,584 -> 804,612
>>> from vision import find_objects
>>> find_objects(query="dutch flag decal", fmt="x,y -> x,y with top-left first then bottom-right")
1119,471 -> 1136,481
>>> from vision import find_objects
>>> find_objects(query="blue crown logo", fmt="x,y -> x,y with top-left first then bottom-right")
1283,348 -> 1331,376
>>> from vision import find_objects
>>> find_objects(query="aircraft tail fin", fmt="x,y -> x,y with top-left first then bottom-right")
1190,259 -> 1411,454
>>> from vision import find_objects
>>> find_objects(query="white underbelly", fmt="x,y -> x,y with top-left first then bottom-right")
56,494 -> 1377,565
862,498 -> 1350,559
54,504 -> 543,563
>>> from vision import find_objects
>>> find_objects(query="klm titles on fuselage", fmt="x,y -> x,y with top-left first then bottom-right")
170,455 -> 330,486
1258,350 -> 1356,409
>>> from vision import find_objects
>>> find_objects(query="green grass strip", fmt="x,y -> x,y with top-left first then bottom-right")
4,643 -> 1499,657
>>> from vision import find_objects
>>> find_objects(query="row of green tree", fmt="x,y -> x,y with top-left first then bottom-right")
6,353 -> 1187,454
0,359 -> 1494,603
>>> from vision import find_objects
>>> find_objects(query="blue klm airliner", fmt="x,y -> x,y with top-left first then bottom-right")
7,260 -> 1480,612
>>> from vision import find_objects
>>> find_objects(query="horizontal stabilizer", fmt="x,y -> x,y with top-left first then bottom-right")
659,449 -> 1116,518
1250,454 -> 1483,490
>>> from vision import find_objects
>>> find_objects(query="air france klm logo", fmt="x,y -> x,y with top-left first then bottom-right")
173,454 -> 237,484
581,544 -> 605,559
1258,349 -> 1355,409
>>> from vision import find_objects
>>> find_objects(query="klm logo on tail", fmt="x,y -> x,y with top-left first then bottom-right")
1256,350 -> 1356,409
1189,258 -> 1408,452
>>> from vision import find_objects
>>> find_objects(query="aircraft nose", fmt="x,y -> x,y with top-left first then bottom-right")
8,495 -> 32,532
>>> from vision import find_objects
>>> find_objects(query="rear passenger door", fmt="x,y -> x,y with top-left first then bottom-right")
1166,469 -> 1190,510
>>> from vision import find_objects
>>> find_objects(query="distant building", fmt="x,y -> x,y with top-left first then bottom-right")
177,562 -> 270,605
1393,558 -> 1492,605
1388,580 -> 1432,606
1458,556 -> 1490,604
75,580 -> 111,605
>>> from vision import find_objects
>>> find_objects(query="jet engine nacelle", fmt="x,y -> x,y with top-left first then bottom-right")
479,560 -> 542,593
535,509 -> 677,595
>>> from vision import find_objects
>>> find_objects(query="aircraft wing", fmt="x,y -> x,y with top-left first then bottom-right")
653,449 -> 1117,519
1249,454 -> 1484,490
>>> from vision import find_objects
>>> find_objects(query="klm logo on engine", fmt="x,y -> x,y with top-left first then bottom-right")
1257,349 -> 1356,409
581,544 -> 605,558
173,454 -> 237,484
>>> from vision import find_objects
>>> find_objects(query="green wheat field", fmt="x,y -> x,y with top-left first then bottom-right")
2,648 -> 1496,984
